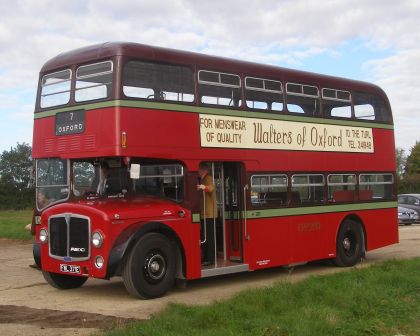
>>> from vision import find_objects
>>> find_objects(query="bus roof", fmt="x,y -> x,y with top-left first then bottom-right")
40,42 -> 386,97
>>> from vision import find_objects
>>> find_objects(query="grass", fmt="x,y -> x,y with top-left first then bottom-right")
104,258 -> 420,336
0,210 -> 33,240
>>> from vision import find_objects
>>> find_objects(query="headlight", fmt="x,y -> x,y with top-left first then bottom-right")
92,231 -> 104,248
94,256 -> 105,269
39,228 -> 48,244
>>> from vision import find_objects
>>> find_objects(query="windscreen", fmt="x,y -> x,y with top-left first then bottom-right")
72,159 -> 128,198
36,158 -> 69,210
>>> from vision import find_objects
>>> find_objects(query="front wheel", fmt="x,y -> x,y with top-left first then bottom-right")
123,233 -> 175,299
33,243 -> 42,268
43,271 -> 88,289
333,219 -> 364,267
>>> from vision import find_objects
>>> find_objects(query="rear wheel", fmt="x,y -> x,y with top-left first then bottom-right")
333,219 -> 364,267
123,233 -> 175,299
43,271 -> 87,289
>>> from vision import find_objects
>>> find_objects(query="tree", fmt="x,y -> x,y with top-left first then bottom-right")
395,147 -> 406,178
405,141 -> 420,176
399,141 -> 420,194
0,143 -> 34,209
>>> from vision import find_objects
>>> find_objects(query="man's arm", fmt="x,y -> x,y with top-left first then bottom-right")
202,175 -> 215,193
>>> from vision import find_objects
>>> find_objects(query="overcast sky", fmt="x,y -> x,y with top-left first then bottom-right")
0,0 -> 419,155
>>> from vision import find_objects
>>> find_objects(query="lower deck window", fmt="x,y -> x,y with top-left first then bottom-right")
133,164 -> 184,202
251,174 -> 288,206
328,174 -> 356,202
291,174 -> 325,205
359,174 -> 393,200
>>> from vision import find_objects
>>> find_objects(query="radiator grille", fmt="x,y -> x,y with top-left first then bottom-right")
49,214 -> 90,261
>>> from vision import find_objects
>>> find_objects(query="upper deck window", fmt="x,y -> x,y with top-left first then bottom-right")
245,77 -> 283,112
40,69 -> 72,108
353,92 -> 390,122
286,83 -> 320,116
198,70 -> 241,107
322,88 -> 352,119
123,61 -> 194,103
75,61 -> 113,102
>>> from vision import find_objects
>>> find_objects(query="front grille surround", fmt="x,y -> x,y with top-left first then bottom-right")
48,213 -> 91,261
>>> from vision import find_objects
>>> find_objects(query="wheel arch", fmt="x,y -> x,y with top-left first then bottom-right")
106,221 -> 186,280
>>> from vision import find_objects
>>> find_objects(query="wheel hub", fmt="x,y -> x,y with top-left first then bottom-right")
150,260 -> 160,272
144,253 -> 166,281
343,237 -> 351,251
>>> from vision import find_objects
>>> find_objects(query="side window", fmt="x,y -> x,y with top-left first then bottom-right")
408,196 -> 420,205
75,61 -> 113,102
322,88 -> 352,118
40,69 -> 72,108
198,70 -> 241,107
353,92 -> 390,122
250,174 -> 288,207
359,174 -> 393,200
286,83 -> 320,116
133,164 -> 184,202
327,174 -> 356,202
245,77 -> 283,112
123,61 -> 195,103
291,174 -> 324,205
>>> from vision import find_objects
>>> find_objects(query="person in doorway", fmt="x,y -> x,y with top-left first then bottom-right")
197,163 -> 217,266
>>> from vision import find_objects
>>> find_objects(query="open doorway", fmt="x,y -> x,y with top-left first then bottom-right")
199,162 -> 248,276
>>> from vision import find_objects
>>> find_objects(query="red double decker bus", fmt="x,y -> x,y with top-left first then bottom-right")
32,42 -> 398,298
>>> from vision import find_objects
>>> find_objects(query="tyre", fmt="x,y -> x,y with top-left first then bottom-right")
33,243 -> 42,269
43,271 -> 88,289
333,219 -> 364,267
123,233 -> 175,299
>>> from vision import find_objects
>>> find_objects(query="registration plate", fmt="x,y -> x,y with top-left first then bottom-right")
60,264 -> 81,274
